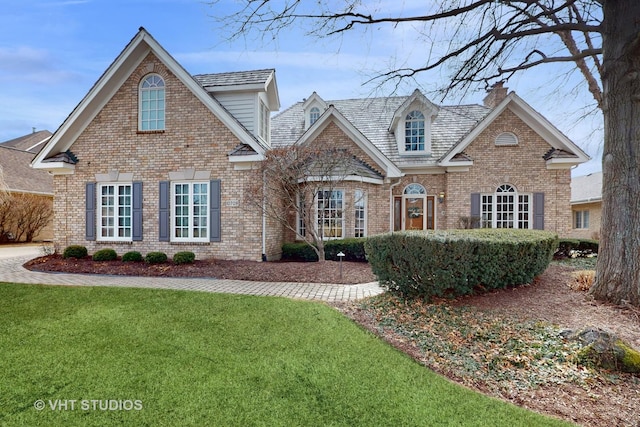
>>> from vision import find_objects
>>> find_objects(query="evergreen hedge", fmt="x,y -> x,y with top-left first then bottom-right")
365,229 -> 558,300
282,238 -> 367,262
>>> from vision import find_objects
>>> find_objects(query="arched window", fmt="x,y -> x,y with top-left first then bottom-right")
404,183 -> 426,195
139,74 -> 165,131
404,111 -> 425,151
309,107 -> 321,125
481,184 -> 531,229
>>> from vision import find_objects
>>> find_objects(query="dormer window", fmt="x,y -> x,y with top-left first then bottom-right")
405,111 -> 425,151
139,74 -> 165,131
302,92 -> 327,130
391,90 -> 439,156
309,107 -> 321,125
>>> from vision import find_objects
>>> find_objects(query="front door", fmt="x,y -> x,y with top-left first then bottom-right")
398,195 -> 435,230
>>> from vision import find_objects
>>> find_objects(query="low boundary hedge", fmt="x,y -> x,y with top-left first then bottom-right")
365,229 -> 558,300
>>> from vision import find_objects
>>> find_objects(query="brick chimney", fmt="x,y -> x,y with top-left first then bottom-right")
483,82 -> 508,108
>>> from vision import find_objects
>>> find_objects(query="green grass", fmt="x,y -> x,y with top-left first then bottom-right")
0,283 -> 571,426
552,256 -> 597,270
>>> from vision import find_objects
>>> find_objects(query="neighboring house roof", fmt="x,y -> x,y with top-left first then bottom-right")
571,172 -> 602,204
0,145 -> 53,195
32,27 -> 270,174
0,130 -> 52,153
273,91 -> 590,174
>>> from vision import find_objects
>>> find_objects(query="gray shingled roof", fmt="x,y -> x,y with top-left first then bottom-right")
193,69 -> 275,88
571,172 -> 602,204
0,146 -> 53,195
271,96 -> 490,169
0,130 -> 52,153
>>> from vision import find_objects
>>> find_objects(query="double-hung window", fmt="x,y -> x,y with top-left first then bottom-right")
172,182 -> 209,242
98,183 -> 132,241
317,189 -> 344,239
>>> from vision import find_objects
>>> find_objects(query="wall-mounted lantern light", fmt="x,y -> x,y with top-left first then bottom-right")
438,192 -> 445,203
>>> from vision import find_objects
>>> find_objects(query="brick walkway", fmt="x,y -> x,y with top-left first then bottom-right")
0,253 -> 383,302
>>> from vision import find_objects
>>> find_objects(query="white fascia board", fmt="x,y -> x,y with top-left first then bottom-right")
299,108 -> 403,178
571,197 -> 602,205
228,154 -> 264,162
440,93 -> 589,165
299,175 -> 384,185
31,162 -> 75,175
545,158 -> 582,169
400,165 -> 447,174
32,41 -> 149,169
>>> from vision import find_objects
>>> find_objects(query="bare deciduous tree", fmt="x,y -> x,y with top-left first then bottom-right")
248,145 -> 361,262
211,1 -> 640,306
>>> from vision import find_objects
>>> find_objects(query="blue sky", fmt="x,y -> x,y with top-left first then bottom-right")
1,0 -> 601,175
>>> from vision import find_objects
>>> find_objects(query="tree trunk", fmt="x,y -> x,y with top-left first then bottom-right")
591,1 -> 640,306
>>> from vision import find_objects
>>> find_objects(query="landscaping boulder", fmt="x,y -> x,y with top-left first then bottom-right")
561,327 -> 640,373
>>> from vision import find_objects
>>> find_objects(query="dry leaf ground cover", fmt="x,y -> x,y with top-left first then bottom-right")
338,262 -> 640,427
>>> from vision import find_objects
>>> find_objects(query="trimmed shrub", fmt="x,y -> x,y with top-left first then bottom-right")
62,245 -> 88,259
122,251 -> 143,262
92,248 -> 117,261
282,242 -> 319,262
173,251 -> 196,265
281,238 -> 368,262
555,238 -> 599,258
325,238 -> 367,262
365,229 -> 558,301
145,251 -> 168,264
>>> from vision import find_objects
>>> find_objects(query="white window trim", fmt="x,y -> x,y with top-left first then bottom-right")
397,110 -> 432,156
354,189 -> 367,238
171,181 -> 210,243
481,185 -> 532,229
315,188 -> 345,240
574,210 -> 590,229
296,193 -> 306,240
97,182 -> 133,242
258,99 -> 269,143
138,74 -> 165,131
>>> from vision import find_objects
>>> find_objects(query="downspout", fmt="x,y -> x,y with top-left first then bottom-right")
389,178 -> 403,232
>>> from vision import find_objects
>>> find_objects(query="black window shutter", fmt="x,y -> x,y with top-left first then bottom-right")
132,182 -> 143,241
533,192 -> 545,230
210,179 -> 221,242
470,193 -> 481,229
158,181 -> 170,242
85,182 -> 96,241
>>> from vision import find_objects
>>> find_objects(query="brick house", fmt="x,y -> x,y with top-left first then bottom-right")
32,28 -> 589,261
569,172 -> 602,240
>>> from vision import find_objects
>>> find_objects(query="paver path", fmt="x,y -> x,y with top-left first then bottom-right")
0,247 -> 383,302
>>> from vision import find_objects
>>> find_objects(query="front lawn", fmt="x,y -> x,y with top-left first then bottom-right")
0,283 -> 568,426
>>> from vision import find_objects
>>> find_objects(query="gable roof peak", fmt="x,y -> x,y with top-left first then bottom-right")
302,92 -> 327,110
